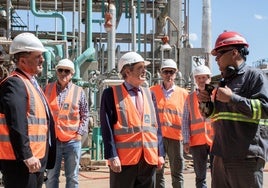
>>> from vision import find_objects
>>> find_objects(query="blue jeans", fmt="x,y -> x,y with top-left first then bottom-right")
45,139 -> 81,188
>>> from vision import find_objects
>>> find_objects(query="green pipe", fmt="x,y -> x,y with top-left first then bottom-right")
30,0 -> 67,41
73,0 -> 95,80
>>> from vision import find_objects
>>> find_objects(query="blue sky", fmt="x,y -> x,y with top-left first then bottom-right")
189,0 -> 268,75
17,0 -> 268,75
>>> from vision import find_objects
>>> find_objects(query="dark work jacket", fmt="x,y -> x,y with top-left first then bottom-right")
211,64 -> 268,161
0,68 -> 56,171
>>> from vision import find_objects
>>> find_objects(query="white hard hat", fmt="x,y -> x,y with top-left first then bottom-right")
9,32 -> 47,55
160,59 -> 177,71
193,65 -> 212,77
118,51 -> 150,73
56,58 -> 75,74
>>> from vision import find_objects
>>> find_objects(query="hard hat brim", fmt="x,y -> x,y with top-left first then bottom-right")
144,60 -> 151,66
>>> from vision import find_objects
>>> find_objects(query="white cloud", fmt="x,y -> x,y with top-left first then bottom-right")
254,14 -> 266,20
189,33 -> 198,41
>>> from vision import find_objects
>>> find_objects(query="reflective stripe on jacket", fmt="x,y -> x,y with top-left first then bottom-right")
112,85 -> 158,165
150,85 -> 188,140
0,72 -> 48,159
44,82 -> 82,142
210,65 -> 268,160
187,92 -> 214,147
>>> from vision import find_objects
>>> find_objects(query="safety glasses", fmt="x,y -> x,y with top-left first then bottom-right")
216,48 -> 234,57
57,68 -> 71,74
162,70 -> 176,75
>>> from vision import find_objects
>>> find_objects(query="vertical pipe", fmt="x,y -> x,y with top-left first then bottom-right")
152,0 -> 155,78
86,0 -> 92,49
131,5 -> 136,51
6,0 -> 11,39
201,0 -> 212,69
137,0 -> 141,52
55,0 -> 58,40
169,0 -> 182,49
78,0 -> 82,55
101,44 -> 105,74
107,4 -> 116,71
72,0 -> 76,56
144,0 -> 147,58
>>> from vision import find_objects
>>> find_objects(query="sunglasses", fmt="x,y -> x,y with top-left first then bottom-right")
216,48 -> 234,57
57,68 -> 71,74
162,70 -> 176,75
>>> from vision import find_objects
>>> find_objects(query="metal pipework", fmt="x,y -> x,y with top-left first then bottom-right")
30,0 -> 67,41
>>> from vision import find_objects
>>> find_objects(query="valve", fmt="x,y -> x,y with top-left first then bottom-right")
161,35 -> 169,44
104,12 -> 112,32
160,36 -> 172,51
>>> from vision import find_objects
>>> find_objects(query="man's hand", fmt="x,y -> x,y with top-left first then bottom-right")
75,134 -> 82,141
24,156 -> 41,173
183,143 -> 190,154
216,86 -> 232,103
109,157 -> 122,173
157,156 -> 165,170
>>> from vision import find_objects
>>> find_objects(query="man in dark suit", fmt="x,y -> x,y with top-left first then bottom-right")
100,51 -> 165,188
0,32 -> 56,188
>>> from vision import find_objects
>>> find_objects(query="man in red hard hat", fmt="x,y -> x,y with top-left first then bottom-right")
198,31 -> 268,188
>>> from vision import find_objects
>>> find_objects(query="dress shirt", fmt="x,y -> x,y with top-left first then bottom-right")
160,83 -> 175,99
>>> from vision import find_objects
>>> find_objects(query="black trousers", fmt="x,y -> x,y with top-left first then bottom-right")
212,156 -> 265,188
110,157 -> 156,188
0,160 -> 44,188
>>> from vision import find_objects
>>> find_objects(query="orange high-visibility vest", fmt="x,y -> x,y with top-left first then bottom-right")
150,85 -> 188,140
112,85 -> 159,166
44,82 -> 82,142
0,72 -> 48,160
187,92 -> 214,147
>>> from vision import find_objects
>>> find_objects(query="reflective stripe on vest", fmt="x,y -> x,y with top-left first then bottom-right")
150,85 -> 187,140
112,85 -> 158,165
188,92 -> 214,146
0,72 -> 48,159
44,82 -> 82,141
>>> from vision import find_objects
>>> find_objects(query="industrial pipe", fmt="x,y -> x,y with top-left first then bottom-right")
30,0 -> 67,41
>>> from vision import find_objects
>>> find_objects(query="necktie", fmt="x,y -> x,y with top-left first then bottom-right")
31,77 -> 49,112
31,77 -> 52,145
132,88 -> 144,118
32,78 -> 41,92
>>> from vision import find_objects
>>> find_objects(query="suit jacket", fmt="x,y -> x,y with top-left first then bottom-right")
0,68 -> 56,170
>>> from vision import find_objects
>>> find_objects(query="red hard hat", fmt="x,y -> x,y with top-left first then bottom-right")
211,31 -> 249,56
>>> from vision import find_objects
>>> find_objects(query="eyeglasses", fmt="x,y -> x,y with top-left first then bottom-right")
57,68 -> 71,74
216,48 -> 234,57
162,70 -> 176,75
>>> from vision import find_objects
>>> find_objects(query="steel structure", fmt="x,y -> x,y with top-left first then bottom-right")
0,0 -> 212,129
